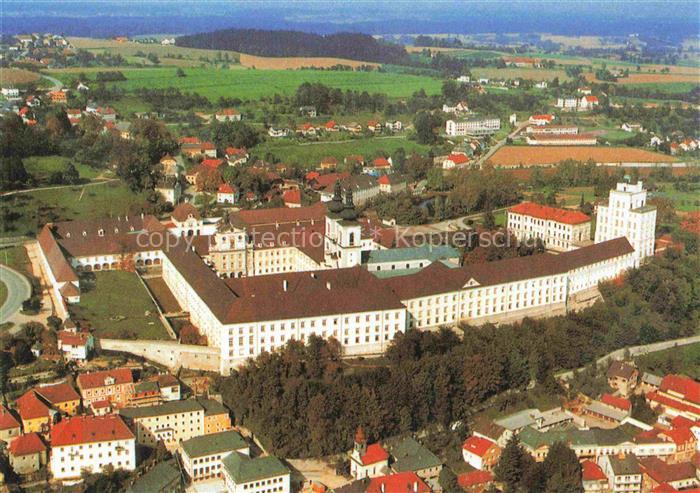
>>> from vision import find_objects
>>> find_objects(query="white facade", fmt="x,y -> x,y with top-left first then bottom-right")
445,117 -> 500,136
51,437 -> 135,480
507,210 -> 591,251
595,181 -> 656,265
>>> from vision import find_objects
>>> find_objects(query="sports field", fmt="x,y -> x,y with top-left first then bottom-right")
487,146 -> 677,167
46,66 -> 442,101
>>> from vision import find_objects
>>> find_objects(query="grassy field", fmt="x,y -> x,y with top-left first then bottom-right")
652,183 -> 700,212
69,271 -> 170,340
0,246 -> 32,275
620,82 -> 700,93
0,68 -> 41,86
46,66 -> 443,101
256,135 -> 429,168
0,181 -> 148,238
471,67 -> 570,81
635,342 -> 700,379
23,155 -> 102,183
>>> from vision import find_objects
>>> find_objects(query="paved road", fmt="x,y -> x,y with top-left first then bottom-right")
0,265 -> 31,324
41,74 -> 64,91
476,120 -> 529,168
0,178 -> 118,197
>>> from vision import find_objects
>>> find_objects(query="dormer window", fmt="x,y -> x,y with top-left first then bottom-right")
114,228 -> 119,234
66,232 -> 71,238
98,229 -> 104,237
82,231 -> 87,237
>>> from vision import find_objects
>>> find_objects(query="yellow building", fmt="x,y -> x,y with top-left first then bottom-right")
15,392 -> 53,434
34,381 -> 81,416
200,399 -> 232,435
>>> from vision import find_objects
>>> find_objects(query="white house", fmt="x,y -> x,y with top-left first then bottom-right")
462,435 -> 499,471
217,183 -> 238,205
50,415 -> 135,481
180,429 -> 249,483
57,330 -> 94,361
507,202 -> 591,251
349,428 -> 389,479
222,452 -> 290,493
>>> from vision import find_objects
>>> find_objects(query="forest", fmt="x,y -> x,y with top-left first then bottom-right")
218,249 -> 699,458
176,29 -> 410,64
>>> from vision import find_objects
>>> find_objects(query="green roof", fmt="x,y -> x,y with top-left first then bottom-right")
367,245 -> 460,265
608,454 -> 640,475
197,398 -> 228,417
126,459 -> 182,493
222,453 -> 290,484
120,399 -> 202,419
517,426 -> 634,450
389,437 -> 441,472
181,429 -> 247,458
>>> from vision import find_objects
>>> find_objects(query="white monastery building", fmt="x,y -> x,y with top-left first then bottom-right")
507,202 -> 592,252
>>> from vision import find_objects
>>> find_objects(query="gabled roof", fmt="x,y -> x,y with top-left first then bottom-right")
600,393 -> 631,412
360,443 -> 389,465
172,203 -> 201,222
38,225 -> 78,283
660,374 -> 700,405
9,433 -> 46,456
639,457 -> 696,484
77,368 -> 133,390
445,153 -> 469,164
16,390 -> 51,421
59,282 -> 80,297
371,157 -> 390,167
462,435 -> 496,457
0,404 -> 20,430
509,202 -> 591,225
181,429 -> 247,459
283,189 -> 302,205
581,460 -> 607,481
51,415 -> 134,447
389,436 -> 441,473
201,158 -> 224,169
458,470 -> 493,488
366,472 -> 430,493
607,360 -> 637,379
218,183 -> 236,194
35,381 -> 81,405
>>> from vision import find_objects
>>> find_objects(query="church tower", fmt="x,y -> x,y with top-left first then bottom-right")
353,426 -> 367,457
324,181 -> 363,269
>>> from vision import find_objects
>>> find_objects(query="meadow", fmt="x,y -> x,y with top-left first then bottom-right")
0,68 -> 41,86
470,67 -> 571,81
22,155 -> 102,183
0,181 -> 148,238
46,66 -> 443,101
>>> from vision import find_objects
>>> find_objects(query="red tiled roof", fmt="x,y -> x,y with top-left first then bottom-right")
509,202 -> 591,225
305,171 -> 320,182
51,415 -> 134,447
77,368 -> 133,390
601,393 -> 631,412
35,381 -> 81,405
59,282 -> 80,297
283,189 -> 302,205
58,330 -> 91,347
235,201 -> 326,227
584,95 -> 599,103
360,443 -> 389,465
225,146 -> 247,157
660,375 -> 700,405
653,484 -> 678,493
377,175 -> 390,185
309,172 -> 350,190
661,426 -> 696,446
0,405 -> 20,430
201,158 -> 224,170
530,114 -> 554,122
172,203 -> 202,222
16,391 -> 51,421
218,183 -> 235,194
670,415 -> 697,429
639,457 -> 696,484
325,120 -> 337,129
8,433 -> 46,456
445,153 -> 469,165
201,141 -> 216,150
179,136 -> 201,145
582,460 -> 607,481
372,157 -> 390,167
38,225 -> 78,283
458,470 -> 493,488
366,472 -> 430,493
463,435 -> 496,457
217,108 -> 240,115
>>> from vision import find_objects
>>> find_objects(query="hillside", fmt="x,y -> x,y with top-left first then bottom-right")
176,29 -> 409,64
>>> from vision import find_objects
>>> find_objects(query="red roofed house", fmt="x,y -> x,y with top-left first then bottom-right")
507,202 -> 592,252
57,330 -> 94,361
462,435 -> 501,471
659,427 -> 697,463
365,471 -> 430,493
377,174 -> 408,194
647,375 -> 700,421
33,381 -> 81,416
50,415 -> 136,481
76,368 -> 134,409
283,189 -> 302,209
0,404 -> 21,443
580,95 -> 599,110
225,147 -> 249,166
8,433 -> 47,474
215,108 -> 241,122
528,114 -> 555,126
182,139 -> 217,158
349,427 -> 390,479
367,120 -> 382,132
15,390 -> 55,434
639,456 -> 698,491
442,153 -> 469,169
581,460 -> 608,491
325,120 -> 339,132
601,393 -> 632,412
217,183 -> 239,205
363,157 -> 392,175
458,470 -> 494,492
298,122 -> 317,136
319,157 -> 338,171
47,90 -> 67,103
201,158 -> 224,171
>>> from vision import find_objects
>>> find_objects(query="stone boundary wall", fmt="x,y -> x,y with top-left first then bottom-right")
99,339 -> 220,372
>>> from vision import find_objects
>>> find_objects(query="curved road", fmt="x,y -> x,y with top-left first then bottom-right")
41,74 -> 64,91
0,265 -> 31,324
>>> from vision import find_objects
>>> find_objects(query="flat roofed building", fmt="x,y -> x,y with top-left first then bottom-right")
446,117 -> 500,136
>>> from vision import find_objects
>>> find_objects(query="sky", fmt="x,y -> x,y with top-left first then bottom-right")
3,1 -> 699,40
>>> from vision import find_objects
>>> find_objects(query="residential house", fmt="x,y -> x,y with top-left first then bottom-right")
622,123 -> 645,133
639,373 -> 663,395
349,427 -> 389,479
151,374 -> 181,401
585,394 -> 632,424
47,90 -> 67,103
0,404 -> 21,443
363,157 -> 392,175
385,120 -> 402,132
324,120 -> 339,132
580,95 -> 600,110
320,157 -> 338,170
217,183 -> 238,205
268,127 -> 290,138
597,454 -> 642,493
607,361 -> 639,397
556,96 -> 579,111
77,368 -> 134,408
221,452 -> 291,493
367,120 -> 382,133
389,436 -> 442,479
33,381 -> 81,416
8,433 -> 47,475
528,114 -> 555,126
160,154 -> 180,176
638,457 -> 698,491
458,470 -> 494,493
442,101 -> 470,114
180,429 -> 249,482
50,415 -> 136,481
155,176 -> 182,205
534,81 -> 548,89
57,329 -> 94,361
462,435 -> 501,471
15,390 -> 55,434
442,153 -> 469,169
299,106 -> 317,118
298,123 -> 317,136
225,147 -> 249,166
216,108 -> 242,122
283,189 -> 302,208
128,381 -> 163,408
119,400 -> 205,450
343,122 -> 363,134
377,174 -> 407,194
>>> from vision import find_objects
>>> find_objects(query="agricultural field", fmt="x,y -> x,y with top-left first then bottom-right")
651,183 -> 700,212
45,66 -> 443,101
487,145 -> 677,168
69,270 -> 170,340
0,181 -> 148,238
0,68 -> 41,86
23,155 -> 102,183
255,135 -> 429,168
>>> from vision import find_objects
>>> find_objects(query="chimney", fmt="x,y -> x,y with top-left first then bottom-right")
380,483 -> 385,493
413,481 -> 418,493
326,281 -> 331,290
310,273 -> 317,279
283,280 -> 288,291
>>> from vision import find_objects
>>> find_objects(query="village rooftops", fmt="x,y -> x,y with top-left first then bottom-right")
222,452 -> 289,484
34,381 -> 81,404
638,457 -> 696,485
367,245 -> 460,264
388,436 -> 441,473
9,433 -> 46,456
181,429 -> 247,458
77,368 -> 133,390
0,405 -> 20,430
119,399 -> 203,419
51,415 -> 134,447
509,202 -> 591,225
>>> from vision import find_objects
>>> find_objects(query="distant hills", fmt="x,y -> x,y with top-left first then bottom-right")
176,29 -> 409,64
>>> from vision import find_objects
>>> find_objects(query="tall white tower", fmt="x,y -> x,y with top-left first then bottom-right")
324,181 -> 362,269
595,181 -> 656,266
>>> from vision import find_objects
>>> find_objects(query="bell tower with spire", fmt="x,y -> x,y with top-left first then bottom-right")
324,181 -> 362,269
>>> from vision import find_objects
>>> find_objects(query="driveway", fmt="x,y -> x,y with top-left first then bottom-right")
0,265 -> 31,324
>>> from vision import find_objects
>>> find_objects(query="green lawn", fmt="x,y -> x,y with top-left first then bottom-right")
622,82 -> 700,93
635,342 -> 700,379
46,67 -> 443,101
23,155 -> 102,183
0,281 -> 7,308
0,246 -> 32,273
255,135 -> 430,168
69,271 -> 170,340
652,183 -> 700,212
0,181 -> 148,238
